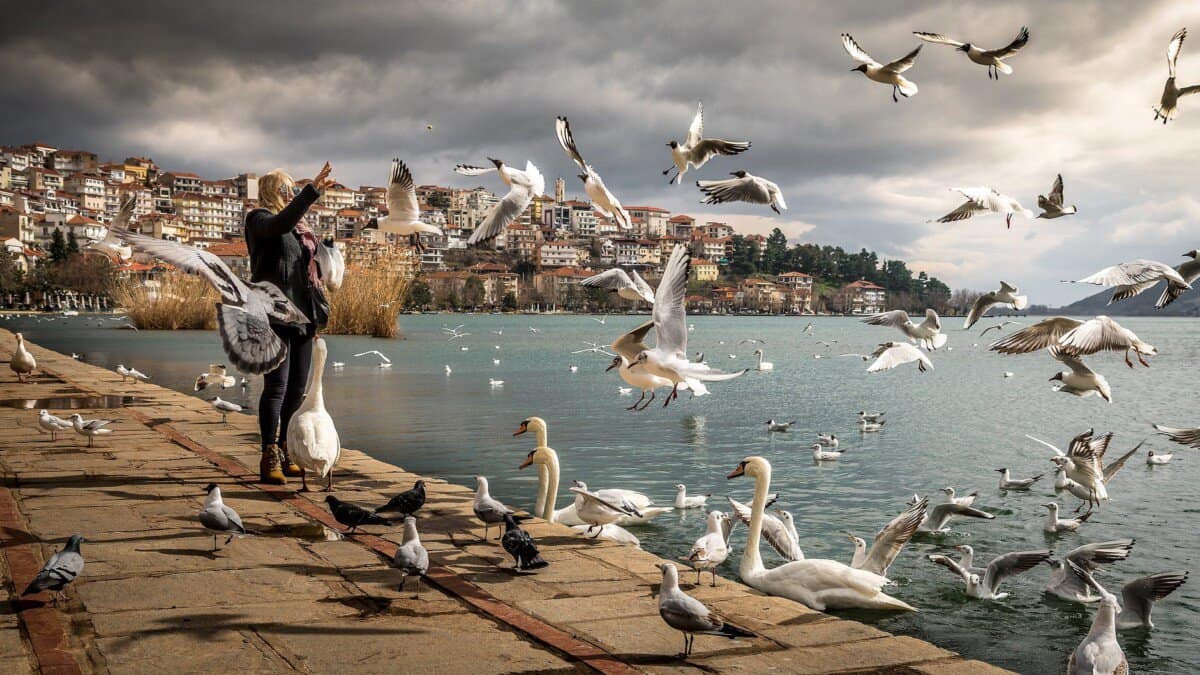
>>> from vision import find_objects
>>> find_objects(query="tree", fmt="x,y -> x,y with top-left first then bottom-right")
762,228 -> 788,274
462,276 -> 485,308
66,230 -> 80,255
406,281 -> 432,309
0,251 -> 22,294
48,229 -> 68,263
501,292 -> 517,311
727,235 -> 759,276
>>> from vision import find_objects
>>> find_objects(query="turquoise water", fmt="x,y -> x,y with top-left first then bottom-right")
9,313 -> 1198,674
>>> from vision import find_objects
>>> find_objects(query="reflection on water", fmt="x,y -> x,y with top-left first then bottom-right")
682,415 -> 707,448
0,394 -> 145,410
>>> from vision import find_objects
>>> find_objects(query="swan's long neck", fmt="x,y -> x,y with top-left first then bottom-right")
535,464 -> 548,520
536,449 -> 560,521
742,464 -> 771,574
304,339 -> 327,410
535,427 -> 548,449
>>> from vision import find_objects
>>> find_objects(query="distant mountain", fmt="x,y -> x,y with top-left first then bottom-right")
1048,284 -> 1200,317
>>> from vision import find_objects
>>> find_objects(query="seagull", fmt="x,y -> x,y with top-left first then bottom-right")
673,484 -> 710,510
392,516 -> 429,596
1045,540 -> 1136,602
1154,423 -> 1200,449
455,159 -> 544,246
858,419 -> 884,433
592,316 -> 607,324
618,386 -> 632,396
116,364 -> 149,382
940,487 -> 978,507
194,364 -> 236,391
83,193 -> 134,263
489,378 -> 504,388
1152,250 -> 1200,308
198,484 -> 252,551
1066,259 -> 1192,305
684,511 -> 734,586
1066,562 -> 1128,675
857,411 -> 885,423
1155,28 -> 1200,124
964,282 -> 1028,329
68,414 -> 113,448
696,171 -> 787,214
354,350 -> 393,368
818,433 -> 838,448
528,326 -> 542,334
918,499 -> 995,534
607,322 -> 691,411
444,365 -> 452,376
443,327 -> 470,340
863,309 -> 946,350
928,548 -> 1051,600
571,340 -> 615,356
628,245 -> 747,406
1026,431 -> 1140,510
765,419 -> 795,433
990,316 -> 1156,369
1115,572 -> 1190,630
569,484 -> 643,536
867,341 -> 933,373
995,468 -> 1043,491
369,159 -> 444,250
1146,449 -> 1174,465
931,187 -> 1033,228
1036,174 -> 1078,219
914,26 -> 1030,79
980,320 -> 1022,336
22,534 -> 85,603
663,102 -> 751,184
579,269 -> 655,304
37,409 -> 71,441
555,116 -> 631,230
110,223 -> 310,374
210,397 -> 242,425
812,443 -> 844,461
729,497 -> 801,561
501,513 -> 549,571
325,496 -> 392,533
657,562 -> 754,657
1042,502 -> 1091,534
846,497 -> 927,577
473,476 -> 524,540
493,358 -> 501,365
841,33 -> 921,102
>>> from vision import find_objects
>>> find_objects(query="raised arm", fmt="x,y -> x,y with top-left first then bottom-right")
247,183 -> 321,238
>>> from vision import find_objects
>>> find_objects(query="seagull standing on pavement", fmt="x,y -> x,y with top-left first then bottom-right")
392,516 -> 429,596
964,282 -> 1028,329
841,33 -> 921,102
932,187 -> 1033,228
210,397 -> 242,425
473,476 -> 525,540
657,562 -> 754,657
116,364 -> 149,382
555,116 -> 631,230
663,102 -> 751,184
1036,174 -> 1078,219
68,414 -> 113,447
914,26 -> 1030,79
1155,28 -> 1200,124
198,484 -> 252,551
195,364 -> 236,391
455,158 -> 545,246
685,511 -> 734,586
1067,259 -> 1192,305
37,409 -> 71,441
697,171 -> 787,214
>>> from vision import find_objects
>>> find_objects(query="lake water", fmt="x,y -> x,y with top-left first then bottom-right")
8,312 -> 1198,674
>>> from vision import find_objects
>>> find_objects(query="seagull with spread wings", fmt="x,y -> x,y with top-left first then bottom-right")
696,171 -> 787,214
84,193 -> 134,263
1155,28 -> 1200,124
990,316 -> 1156,369
663,102 -> 751,184
867,342 -> 933,373
1153,250 -> 1200,308
454,158 -> 544,246
928,548 -> 1051,600
863,308 -> 947,350
841,33 -> 921,102
369,159 -> 444,251
555,116 -> 630,230
580,267 -> 655,304
1036,174 -> 1077,219
1067,258 -> 1192,305
845,497 -> 927,577
914,26 -> 1030,79
932,187 -> 1033,228
964,282 -> 1028,329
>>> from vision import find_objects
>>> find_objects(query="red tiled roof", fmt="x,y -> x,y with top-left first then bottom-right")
692,258 -> 717,266
669,214 -> 695,223
67,214 -> 101,225
779,271 -> 811,278
625,205 -> 669,213
206,242 -> 248,257
845,280 -> 884,290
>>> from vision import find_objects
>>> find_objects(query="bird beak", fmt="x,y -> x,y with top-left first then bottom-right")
519,455 -> 534,469
513,424 -> 527,437
726,464 -> 745,479
605,362 -> 618,372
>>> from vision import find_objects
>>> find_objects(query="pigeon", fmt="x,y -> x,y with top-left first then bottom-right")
22,534 -> 85,602
963,282 -> 1028,329
1067,259 -> 1192,305
914,26 -> 1030,79
198,484 -> 252,551
500,514 -> 548,571
375,480 -> 426,517
392,516 -> 430,596
555,116 -> 631,230
455,159 -> 544,246
932,187 -> 1033,228
368,159 -> 444,250
325,496 -> 392,533
109,221 -> 310,374
657,562 -> 754,657
210,397 -> 242,424
663,101 -> 750,184
1036,174 -> 1077,219
842,33 -> 922,102
696,171 -> 787,214
580,268 -> 655,304
1155,28 -> 1200,124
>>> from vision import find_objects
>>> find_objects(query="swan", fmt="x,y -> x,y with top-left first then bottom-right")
726,456 -> 915,611
10,333 -> 36,382
753,348 -> 774,371
286,337 -> 341,491
674,484 -> 709,509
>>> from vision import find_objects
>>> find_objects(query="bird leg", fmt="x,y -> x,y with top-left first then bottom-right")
696,567 -> 702,585
626,392 -> 646,411
299,468 -> 309,492
1136,350 -> 1150,368
892,85 -> 898,103
414,576 -> 421,597
88,436 -> 94,448
663,384 -> 679,407
212,534 -> 218,551
662,166 -> 674,176
399,574 -> 407,593
711,570 -> 718,587
325,470 -> 333,492
638,391 -> 656,410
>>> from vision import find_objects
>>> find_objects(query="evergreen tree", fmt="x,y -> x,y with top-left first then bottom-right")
67,230 -> 80,255
48,229 -> 68,263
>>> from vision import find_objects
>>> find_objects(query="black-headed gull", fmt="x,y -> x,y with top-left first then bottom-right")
455,159 -> 544,246
1067,258 -> 1192,306
663,102 -> 750,184
932,186 -> 1033,228
1036,174 -> 1077,219
866,342 -> 933,373
697,171 -> 787,214
83,193 -> 134,263
928,548 -> 1050,600
841,33 -> 921,102
580,268 -> 655,304
964,282 -> 1028,329
369,159 -> 443,251
1155,28 -> 1200,124
914,26 -> 1030,79
863,309 -> 946,350
555,116 -> 630,230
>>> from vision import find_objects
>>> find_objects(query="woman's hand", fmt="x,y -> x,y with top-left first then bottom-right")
311,162 -> 335,192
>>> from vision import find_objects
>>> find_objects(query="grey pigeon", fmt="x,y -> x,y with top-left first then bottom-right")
375,480 -> 426,517
392,516 -> 430,596
23,534 -> 85,603
326,496 -> 391,533
198,484 -> 252,551
501,514 -> 548,571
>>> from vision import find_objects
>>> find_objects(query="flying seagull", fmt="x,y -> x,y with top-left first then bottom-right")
1036,174 -> 1077,219
455,159 -> 545,246
110,220 -> 310,374
867,342 -> 933,373
1154,423 -> 1200,449
1154,250 -> 1200,308
663,102 -> 750,184
1155,28 -> 1200,124
932,187 -> 1033,228
555,116 -> 631,230
863,309 -> 947,350
964,282 -> 1028,329
83,194 -> 134,263
696,171 -> 787,214
841,33 -> 921,102
368,159 -> 444,250
914,26 -> 1030,79
1066,259 -> 1192,305
580,268 -> 655,304
990,316 -> 1156,368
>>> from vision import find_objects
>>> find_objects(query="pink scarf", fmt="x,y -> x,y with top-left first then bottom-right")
293,223 -> 322,289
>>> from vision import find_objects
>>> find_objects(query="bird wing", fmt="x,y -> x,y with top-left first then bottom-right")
1168,28 -> 1187,79
611,320 -> 655,361
1057,317 -> 1133,355
568,487 -> 640,517
689,139 -> 751,165
314,240 -> 345,291
1102,441 -> 1141,484
467,162 -> 542,246
652,245 -> 690,355
697,175 -> 770,206
841,33 -> 881,67
867,343 -> 931,372
555,116 -> 588,172
1044,174 -> 1064,208
386,159 -> 421,224
1121,572 -> 1189,625
912,31 -> 965,48
630,269 -> 656,303
952,186 -> 1005,210
964,292 -> 998,329
1154,424 -> 1200,448
919,308 -> 941,332
581,268 -> 635,292
1066,540 -> 1135,573
727,498 -> 798,560
988,316 -> 1081,354
928,554 -> 971,583
1052,349 -> 1096,377
685,101 -> 704,147
935,199 -> 986,223
862,310 -> 911,328
884,44 -> 922,73
984,26 -> 1030,59
1077,260 -> 1170,287
1157,257 -> 1200,307
927,502 -> 993,530
862,498 -> 926,575
1178,84 -> 1200,98
110,193 -> 136,234
454,164 -> 498,176
984,550 -> 1050,593
113,230 -> 244,304
221,504 -> 246,532
216,303 -> 288,374
720,513 -> 735,544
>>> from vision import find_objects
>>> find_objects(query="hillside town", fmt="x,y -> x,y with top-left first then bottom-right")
0,142 -> 952,313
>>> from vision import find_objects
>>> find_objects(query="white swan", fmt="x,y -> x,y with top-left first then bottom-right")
286,337 -> 341,491
726,456 -> 915,611
753,348 -> 774,372
10,333 -> 36,382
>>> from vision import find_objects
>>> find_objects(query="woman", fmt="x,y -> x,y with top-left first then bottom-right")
245,162 -> 335,484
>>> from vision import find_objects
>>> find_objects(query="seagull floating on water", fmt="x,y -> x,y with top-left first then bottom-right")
195,364 -> 235,391
928,547 -> 1051,600
995,467 -> 1042,491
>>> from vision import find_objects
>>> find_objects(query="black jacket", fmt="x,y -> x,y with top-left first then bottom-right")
245,184 -> 325,329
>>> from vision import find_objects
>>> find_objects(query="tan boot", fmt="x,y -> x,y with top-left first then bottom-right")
260,445 -> 286,485
279,441 -> 303,477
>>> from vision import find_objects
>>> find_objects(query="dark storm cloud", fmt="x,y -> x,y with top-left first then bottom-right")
2,1 -> 1197,302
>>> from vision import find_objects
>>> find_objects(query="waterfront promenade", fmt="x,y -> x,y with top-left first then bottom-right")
0,330 -> 1008,674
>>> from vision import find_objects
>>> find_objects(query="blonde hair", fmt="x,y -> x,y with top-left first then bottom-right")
258,169 -> 295,213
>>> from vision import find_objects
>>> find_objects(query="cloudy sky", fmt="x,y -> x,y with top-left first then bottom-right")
3,1 -> 1198,304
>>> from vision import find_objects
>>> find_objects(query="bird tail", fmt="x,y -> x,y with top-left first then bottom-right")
1011,295 -> 1028,310
897,77 -> 918,97
21,578 -> 43,596
930,333 -> 948,349
995,61 -> 1013,75
716,623 -> 755,639
520,554 -> 549,571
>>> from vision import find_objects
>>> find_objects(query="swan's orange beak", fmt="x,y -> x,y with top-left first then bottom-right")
726,463 -> 746,479
513,422 -> 528,437
519,452 -> 534,469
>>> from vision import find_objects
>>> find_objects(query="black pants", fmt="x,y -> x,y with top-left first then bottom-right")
259,325 -> 314,452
